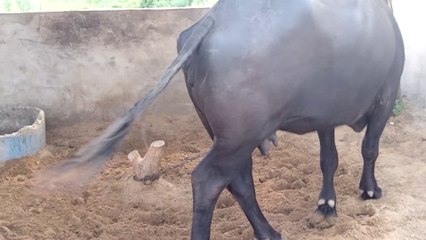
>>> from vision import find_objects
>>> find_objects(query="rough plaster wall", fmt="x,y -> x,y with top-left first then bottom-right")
0,9 -> 208,126
393,0 -> 426,107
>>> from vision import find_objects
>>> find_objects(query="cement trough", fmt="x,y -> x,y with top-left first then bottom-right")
0,106 -> 46,162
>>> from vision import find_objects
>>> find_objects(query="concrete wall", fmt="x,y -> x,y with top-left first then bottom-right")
393,0 -> 426,107
0,5 -> 425,127
0,8 -> 208,126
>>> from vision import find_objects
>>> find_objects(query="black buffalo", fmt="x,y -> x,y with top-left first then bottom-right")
41,0 -> 404,239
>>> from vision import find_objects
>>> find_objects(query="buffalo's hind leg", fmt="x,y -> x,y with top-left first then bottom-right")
190,147 -> 230,239
359,97 -> 396,200
308,128 -> 338,229
227,156 -> 282,240
190,144 -> 282,240
360,25 -> 403,200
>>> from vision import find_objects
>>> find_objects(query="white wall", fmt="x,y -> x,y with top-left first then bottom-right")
393,0 -> 426,107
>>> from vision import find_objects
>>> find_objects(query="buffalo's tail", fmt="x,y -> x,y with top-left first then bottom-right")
35,16 -> 215,192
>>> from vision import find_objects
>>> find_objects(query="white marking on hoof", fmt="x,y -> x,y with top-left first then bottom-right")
367,191 -> 374,197
359,189 -> 364,196
318,199 -> 326,205
328,199 -> 335,208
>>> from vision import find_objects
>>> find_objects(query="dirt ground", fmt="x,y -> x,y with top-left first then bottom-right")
0,107 -> 425,240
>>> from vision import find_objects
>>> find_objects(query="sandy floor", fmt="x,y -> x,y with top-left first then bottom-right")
0,107 -> 425,240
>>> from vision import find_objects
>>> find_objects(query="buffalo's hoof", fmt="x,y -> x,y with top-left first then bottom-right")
307,199 -> 337,229
359,186 -> 382,200
253,229 -> 283,240
254,235 -> 283,240
244,227 -> 283,240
